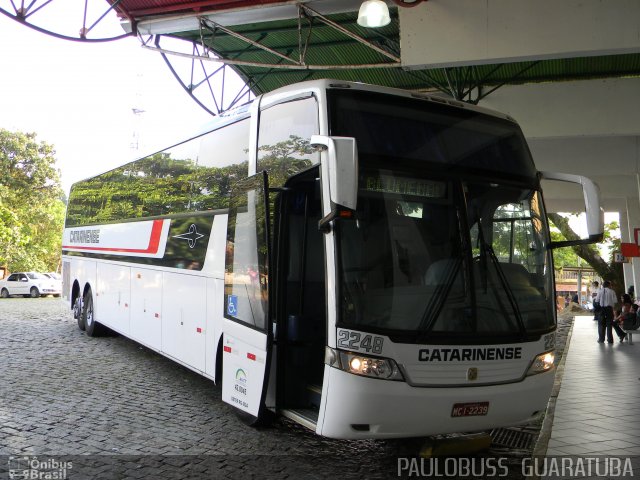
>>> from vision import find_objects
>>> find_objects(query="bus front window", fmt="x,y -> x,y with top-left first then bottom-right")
466,184 -> 553,334
336,173 -> 554,342
337,171 -> 470,337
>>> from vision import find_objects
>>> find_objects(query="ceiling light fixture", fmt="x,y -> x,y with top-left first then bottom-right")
357,0 -> 391,28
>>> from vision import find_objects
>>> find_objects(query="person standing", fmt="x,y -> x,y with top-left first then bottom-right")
595,280 -> 617,343
591,281 -> 601,322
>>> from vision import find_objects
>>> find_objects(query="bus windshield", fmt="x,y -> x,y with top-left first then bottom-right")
330,90 -> 554,342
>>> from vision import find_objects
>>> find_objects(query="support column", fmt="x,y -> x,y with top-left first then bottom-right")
629,185 -> 640,298
619,209 -> 634,293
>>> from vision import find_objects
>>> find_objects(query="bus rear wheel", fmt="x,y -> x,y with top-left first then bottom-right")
74,297 -> 85,331
83,289 -> 106,337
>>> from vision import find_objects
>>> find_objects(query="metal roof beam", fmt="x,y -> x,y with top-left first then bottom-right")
197,37 -> 397,58
141,3 -> 400,71
200,17 -> 298,65
298,4 -> 399,63
143,40 -> 400,70
118,0 -> 291,19
0,1 -> 132,41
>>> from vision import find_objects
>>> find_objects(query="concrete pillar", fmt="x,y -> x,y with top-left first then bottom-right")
619,209 -> 634,293
629,184 -> 640,298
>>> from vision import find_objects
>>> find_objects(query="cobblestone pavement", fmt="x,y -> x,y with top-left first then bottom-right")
0,298 -> 564,479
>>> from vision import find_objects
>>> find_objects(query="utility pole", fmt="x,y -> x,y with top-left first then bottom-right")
577,257 -> 582,305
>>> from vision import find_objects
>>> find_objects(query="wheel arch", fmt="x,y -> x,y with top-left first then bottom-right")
71,280 -> 81,311
215,334 -> 224,386
82,282 -> 93,298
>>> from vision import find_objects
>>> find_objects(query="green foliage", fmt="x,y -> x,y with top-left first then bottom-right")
66,135 -> 316,228
602,220 -> 620,258
257,135 -> 316,188
549,229 -> 580,269
66,151 -> 250,227
548,212 -> 623,295
549,215 -> 620,268
0,129 -> 65,272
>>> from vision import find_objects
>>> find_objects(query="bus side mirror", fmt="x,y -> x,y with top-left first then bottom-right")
540,171 -> 604,248
311,135 -> 358,232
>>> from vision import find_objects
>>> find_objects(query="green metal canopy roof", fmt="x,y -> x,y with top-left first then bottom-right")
152,6 -> 640,109
2,0 -> 638,114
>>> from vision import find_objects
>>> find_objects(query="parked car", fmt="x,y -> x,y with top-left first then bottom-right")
0,272 -> 62,298
42,272 -> 63,295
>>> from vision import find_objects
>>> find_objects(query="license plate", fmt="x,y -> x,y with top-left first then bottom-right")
451,402 -> 489,417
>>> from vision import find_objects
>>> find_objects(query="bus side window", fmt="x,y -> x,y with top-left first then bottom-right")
257,95 -> 320,188
195,117 -> 250,211
65,116 -> 251,227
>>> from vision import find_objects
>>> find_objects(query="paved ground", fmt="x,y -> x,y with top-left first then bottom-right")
543,315 -> 640,457
0,298 -> 434,479
1,298 -> 612,479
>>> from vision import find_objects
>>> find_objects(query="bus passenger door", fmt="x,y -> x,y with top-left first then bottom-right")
221,172 -> 273,423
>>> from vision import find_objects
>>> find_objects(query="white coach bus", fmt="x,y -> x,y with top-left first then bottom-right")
62,79 -> 603,439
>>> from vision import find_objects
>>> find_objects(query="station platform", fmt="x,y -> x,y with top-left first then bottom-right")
537,315 -> 640,455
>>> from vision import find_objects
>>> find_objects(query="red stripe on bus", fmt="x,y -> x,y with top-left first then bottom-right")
62,219 -> 165,254
224,346 -> 232,353
247,353 -> 256,361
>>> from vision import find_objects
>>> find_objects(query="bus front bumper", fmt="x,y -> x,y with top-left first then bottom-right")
318,365 -> 554,439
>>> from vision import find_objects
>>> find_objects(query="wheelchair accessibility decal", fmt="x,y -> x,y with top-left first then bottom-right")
227,295 -> 238,317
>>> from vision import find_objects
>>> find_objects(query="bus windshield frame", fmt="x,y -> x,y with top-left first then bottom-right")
328,89 -> 554,344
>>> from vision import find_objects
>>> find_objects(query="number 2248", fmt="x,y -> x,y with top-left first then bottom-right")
337,330 -> 384,354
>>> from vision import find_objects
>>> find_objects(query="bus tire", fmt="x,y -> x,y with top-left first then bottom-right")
83,289 -> 105,337
1,288 -> 8,298
30,287 -> 40,298
74,297 -> 85,331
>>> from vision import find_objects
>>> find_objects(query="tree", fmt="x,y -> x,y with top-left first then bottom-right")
0,129 -> 65,273
549,229 -> 580,269
548,213 -> 624,297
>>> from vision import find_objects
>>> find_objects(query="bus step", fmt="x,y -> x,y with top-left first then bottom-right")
281,408 -> 318,431
306,384 -> 322,407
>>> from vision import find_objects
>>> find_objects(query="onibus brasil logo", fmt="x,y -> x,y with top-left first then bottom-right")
8,456 -> 72,479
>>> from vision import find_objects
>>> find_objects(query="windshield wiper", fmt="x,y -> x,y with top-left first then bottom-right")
417,257 -> 462,338
476,223 -> 527,339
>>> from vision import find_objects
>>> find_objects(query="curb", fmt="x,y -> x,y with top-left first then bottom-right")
531,317 -> 575,457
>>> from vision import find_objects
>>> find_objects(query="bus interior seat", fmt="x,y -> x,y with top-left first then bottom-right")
424,258 -> 463,289
390,221 -> 431,285
496,263 -> 530,287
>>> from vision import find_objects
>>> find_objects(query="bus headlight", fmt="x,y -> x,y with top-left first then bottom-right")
526,351 -> 555,376
325,347 -> 404,381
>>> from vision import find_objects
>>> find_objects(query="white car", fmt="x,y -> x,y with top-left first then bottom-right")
0,272 -> 62,298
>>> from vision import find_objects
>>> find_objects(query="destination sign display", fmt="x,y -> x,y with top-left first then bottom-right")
362,174 -> 447,198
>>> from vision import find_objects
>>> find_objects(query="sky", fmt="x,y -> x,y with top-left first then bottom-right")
0,9 -> 214,195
